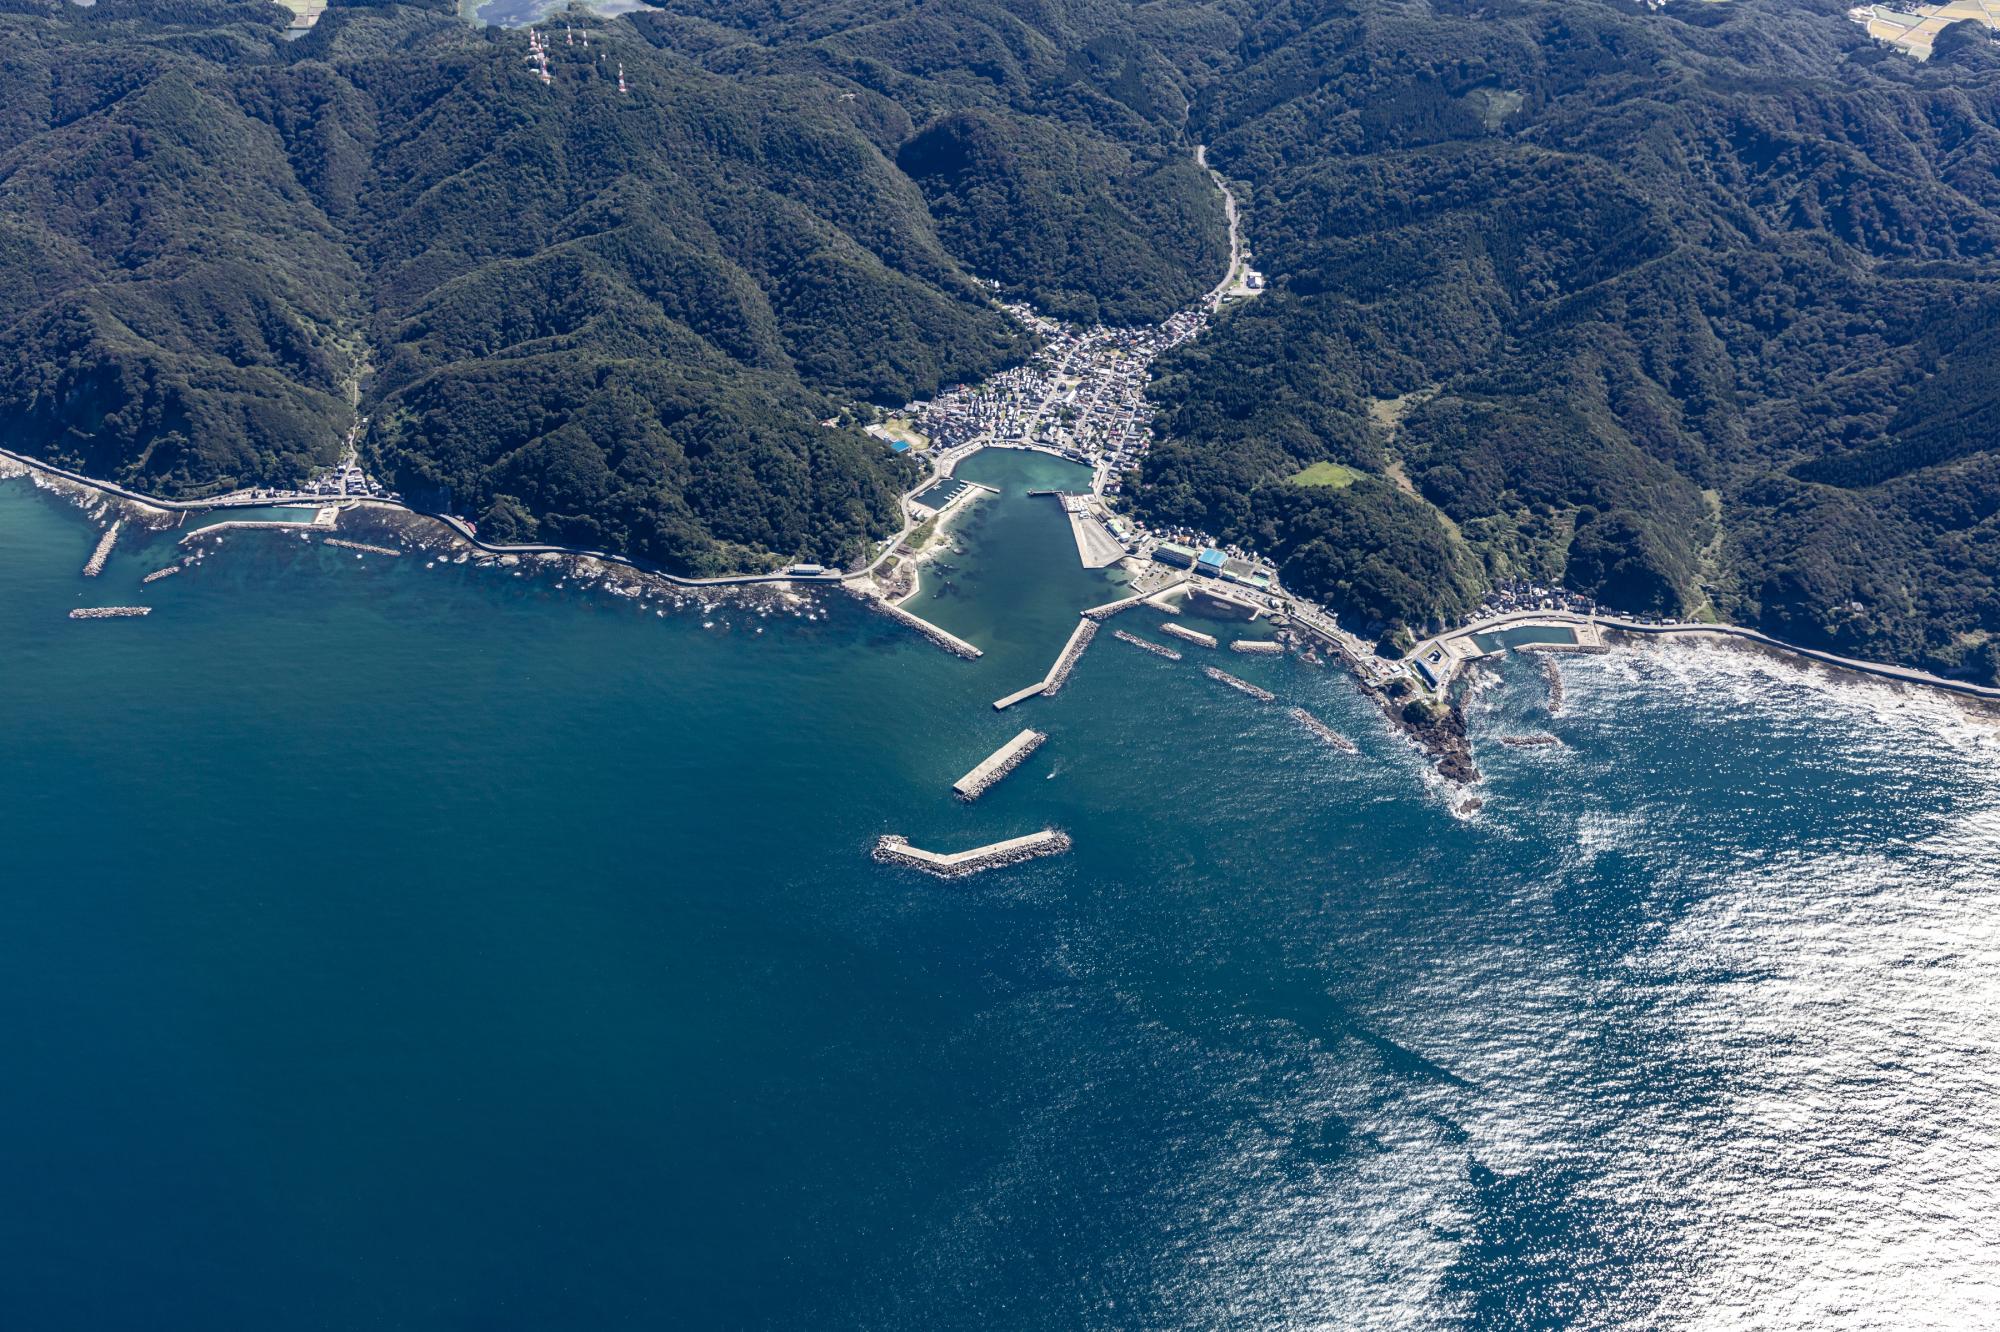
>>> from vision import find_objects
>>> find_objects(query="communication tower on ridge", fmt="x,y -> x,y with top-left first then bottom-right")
618,63 -> 628,96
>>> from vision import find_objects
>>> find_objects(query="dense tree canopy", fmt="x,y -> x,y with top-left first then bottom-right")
0,0 -> 1222,573
6,0 -> 2000,679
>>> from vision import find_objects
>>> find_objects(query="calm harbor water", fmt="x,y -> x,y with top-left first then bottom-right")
3,450 -> 1998,1329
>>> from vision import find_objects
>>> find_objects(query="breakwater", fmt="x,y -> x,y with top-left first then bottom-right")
180,520 -> 317,544
861,595 -> 983,660
1113,629 -> 1181,661
994,617 -> 1100,709
872,830 -> 1072,878
82,521 -> 121,576
324,538 -> 402,557
1040,618 -> 1098,696
1288,707 -> 1358,752
1162,623 -> 1217,649
1499,734 -> 1563,748
1538,653 -> 1565,714
1204,666 -> 1275,702
953,729 -> 1047,799
1230,639 -> 1283,655
68,606 -> 149,619
140,565 -> 181,584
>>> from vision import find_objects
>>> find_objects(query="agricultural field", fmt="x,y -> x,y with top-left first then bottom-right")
1850,0 -> 2000,58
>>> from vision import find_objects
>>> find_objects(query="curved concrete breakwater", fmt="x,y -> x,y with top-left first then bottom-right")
953,729 -> 1047,800
872,830 -> 1072,878
1288,706 -> 1358,753
68,606 -> 149,619
1204,666 -> 1276,702
1113,628 -> 1182,661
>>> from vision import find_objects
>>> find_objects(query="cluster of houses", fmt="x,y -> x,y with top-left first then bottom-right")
895,300 -> 1217,490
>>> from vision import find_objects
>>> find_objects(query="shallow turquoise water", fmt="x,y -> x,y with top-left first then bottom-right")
3,461 -> 1998,1329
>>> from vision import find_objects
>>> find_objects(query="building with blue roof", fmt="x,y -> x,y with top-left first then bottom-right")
1196,548 -> 1228,576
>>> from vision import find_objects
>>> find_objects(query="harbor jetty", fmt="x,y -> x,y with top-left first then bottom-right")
1113,629 -> 1181,661
1289,707 -> 1358,752
873,829 -> 1072,878
1230,638 -> 1284,655
1161,622 -> 1218,649
324,538 -> 402,557
1083,580 -> 1185,621
82,521 -> 121,576
1040,618 -> 1098,696
140,565 -> 181,584
1204,666 -> 1275,702
953,729 -> 1047,799
994,616 -> 1100,709
69,606 -> 149,619
863,595 -> 983,660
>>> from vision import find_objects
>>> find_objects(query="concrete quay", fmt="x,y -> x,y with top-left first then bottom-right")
1113,629 -> 1181,660
873,829 -> 1072,878
1161,622 -> 1218,649
953,729 -> 1047,799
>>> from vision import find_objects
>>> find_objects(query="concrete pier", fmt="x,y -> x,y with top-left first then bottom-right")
993,681 -> 1048,711
873,829 -> 1072,878
1161,622 -> 1218,649
1085,578 -> 1188,621
1113,628 -> 1181,660
82,521 -> 121,577
953,728 -> 1047,799
1204,666 -> 1275,702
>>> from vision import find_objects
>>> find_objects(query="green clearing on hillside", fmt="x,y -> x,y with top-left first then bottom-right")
1288,462 -> 1362,489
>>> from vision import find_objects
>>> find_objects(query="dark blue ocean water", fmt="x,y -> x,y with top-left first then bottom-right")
3,451 -> 1997,1330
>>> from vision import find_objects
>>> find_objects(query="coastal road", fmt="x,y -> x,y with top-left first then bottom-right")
1429,607 -> 2000,703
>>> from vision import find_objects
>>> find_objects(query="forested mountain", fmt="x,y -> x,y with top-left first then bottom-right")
0,0 -> 1222,571
1133,0 -> 2000,683
6,0 -> 2000,681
